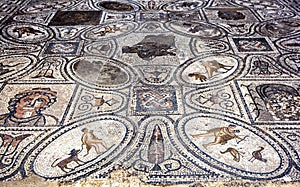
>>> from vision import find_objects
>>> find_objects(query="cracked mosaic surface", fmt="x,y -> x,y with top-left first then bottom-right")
0,0 -> 300,186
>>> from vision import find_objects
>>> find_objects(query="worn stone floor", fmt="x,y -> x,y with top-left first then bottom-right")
0,0 -> 300,186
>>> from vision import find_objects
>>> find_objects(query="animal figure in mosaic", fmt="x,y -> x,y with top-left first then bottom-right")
81,128 -> 108,156
0,134 -> 31,169
250,58 -> 271,75
99,2 -> 134,11
172,2 -> 199,11
13,27 -> 44,38
220,147 -> 244,162
94,25 -> 121,36
249,147 -> 267,163
51,149 -> 84,173
201,60 -> 233,78
122,34 -> 176,60
188,73 -> 207,82
191,125 -> 244,148
265,20 -> 300,36
217,10 -> 245,20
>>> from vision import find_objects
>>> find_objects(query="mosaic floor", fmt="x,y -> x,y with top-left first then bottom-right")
0,0 -> 300,186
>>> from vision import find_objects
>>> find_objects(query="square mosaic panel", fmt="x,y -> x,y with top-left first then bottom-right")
49,11 -> 103,26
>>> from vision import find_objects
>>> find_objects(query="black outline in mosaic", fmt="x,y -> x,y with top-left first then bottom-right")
92,0 -> 142,13
278,53 -> 300,77
190,38 -> 231,56
185,83 -> 246,119
31,115 -> 136,181
83,39 -> 118,58
81,21 -> 138,41
1,22 -> 54,44
165,20 -> 226,40
174,53 -> 244,89
65,56 -> 138,90
275,34 -> 300,53
0,54 -> 38,83
67,86 -> 128,120
175,112 -> 292,180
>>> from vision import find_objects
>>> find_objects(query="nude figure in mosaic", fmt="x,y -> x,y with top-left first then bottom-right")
81,128 -> 108,156
0,88 -> 58,127
191,125 -> 244,148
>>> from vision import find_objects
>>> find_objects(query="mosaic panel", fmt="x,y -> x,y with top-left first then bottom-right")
0,0 -> 299,186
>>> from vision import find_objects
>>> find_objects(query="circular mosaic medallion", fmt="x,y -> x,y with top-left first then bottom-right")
0,54 -> 38,82
278,53 -> 300,77
276,34 -> 300,53
95,1 -> 140,12
2,23 -> 53,43
32,115 -> 135,180
161,0 -> 205,12
82,22 -> 138,41
174,53 -> 243,88
165,21 -> 225,39
21,0 -> 75,13
175,113 -> 291,179
66,56 -> 137,90
257,18 -> 300,37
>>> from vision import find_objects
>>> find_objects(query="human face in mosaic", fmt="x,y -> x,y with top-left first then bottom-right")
15,93 -> 50,118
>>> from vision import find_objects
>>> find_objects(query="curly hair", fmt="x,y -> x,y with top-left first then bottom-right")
7,88 -> 57,113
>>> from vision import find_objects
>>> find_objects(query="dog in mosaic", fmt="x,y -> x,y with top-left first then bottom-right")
81,128 -> 108,156
51,149 -> 84,173
220,147 -> 244,162
13,27 -> 44,38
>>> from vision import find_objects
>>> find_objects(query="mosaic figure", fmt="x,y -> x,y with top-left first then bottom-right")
122,34 -> 176,60
256,84 -> 300,120
98,1 -> 134,11
148,126 -> 164,166
201,60 -> 233,78
191,125 -> 244,148
249,147 -> 267,163
0,88 -> 58,127
0,134 -> 31,169
81,128 -> 108,156
51,149 -> 84,173
220,147 -> 244,162
13,27 -> 44,38
217,10 -> 245,20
